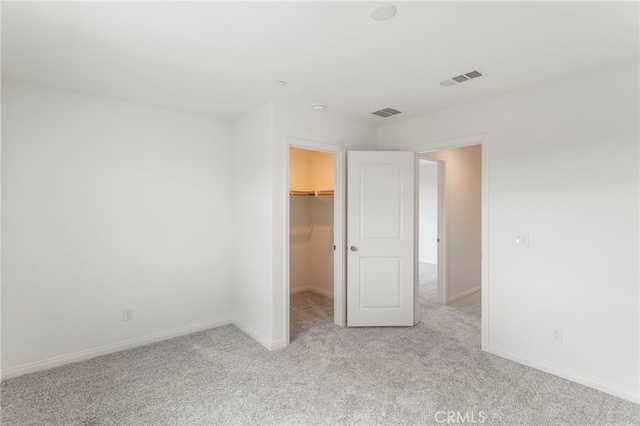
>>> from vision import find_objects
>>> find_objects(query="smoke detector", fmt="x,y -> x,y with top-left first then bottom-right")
312,103 -> 327,111
370,3 -> 397,21
440,70 -> 485,87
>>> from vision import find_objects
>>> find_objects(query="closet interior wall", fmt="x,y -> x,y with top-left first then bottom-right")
289,148 -> 334,297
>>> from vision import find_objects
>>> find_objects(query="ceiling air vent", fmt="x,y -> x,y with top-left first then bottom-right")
440,70 -> 484,87
371,107 -> 402,118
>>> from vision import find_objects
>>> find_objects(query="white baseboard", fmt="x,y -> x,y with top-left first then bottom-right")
232,319 -> 284,351
1,317 -> 233,381
290,285 -> 334,299
446,285 -> 480,304
270,339 -> 286,350
419,259 -> 437,265
486,344 -> 639,404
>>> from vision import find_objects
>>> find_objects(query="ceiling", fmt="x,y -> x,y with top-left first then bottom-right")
2,2 -> 638,127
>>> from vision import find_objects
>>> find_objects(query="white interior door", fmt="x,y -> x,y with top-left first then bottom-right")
347,151 -> 417,327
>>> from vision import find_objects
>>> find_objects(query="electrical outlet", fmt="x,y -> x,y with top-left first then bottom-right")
123,308 -> 133,321
552,328 -> 563,343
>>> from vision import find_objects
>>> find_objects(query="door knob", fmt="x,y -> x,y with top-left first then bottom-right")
350,246 -> 358,252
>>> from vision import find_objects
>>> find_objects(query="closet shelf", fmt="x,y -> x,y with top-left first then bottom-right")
290,189 -> 334,197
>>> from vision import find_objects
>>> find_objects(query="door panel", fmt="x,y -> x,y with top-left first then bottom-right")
360,163 -> 402,239
360,257 -> 402,308
347,151 -> 416,327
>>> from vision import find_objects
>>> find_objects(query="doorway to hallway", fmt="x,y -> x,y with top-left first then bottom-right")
418,158 -> 440,304
417,143 -> 483,313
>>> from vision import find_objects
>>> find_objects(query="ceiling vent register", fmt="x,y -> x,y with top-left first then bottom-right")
371,107 -> 402,118
440,70 -> 484,87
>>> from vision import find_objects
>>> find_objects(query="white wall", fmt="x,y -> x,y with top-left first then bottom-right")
377,62 -> 639,402
289,147 -> 311,191
231,103 -> 274,347
424,145 -> 482,301
289,196 -> 311,292
1,80 -> 234,375
289,196 -> 334,297
289,147 -> 334,191
308,197 -> 334,296
419,160 -> 438,264
289,147 -> 335,297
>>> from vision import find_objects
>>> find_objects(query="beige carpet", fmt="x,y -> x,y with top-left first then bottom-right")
2,269 -> 639,425
419,262 -> 438,303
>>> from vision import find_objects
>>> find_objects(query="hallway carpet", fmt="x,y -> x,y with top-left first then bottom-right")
2,271 -> 638,425
419,262 -> 438,303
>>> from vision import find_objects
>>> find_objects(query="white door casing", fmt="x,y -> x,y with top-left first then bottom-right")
347,151 -> 417,327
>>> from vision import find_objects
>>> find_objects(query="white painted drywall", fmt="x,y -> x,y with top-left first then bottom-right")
1,80 -> 234,373
289,147 -> 311,191
289,148 -> 334,297
377,62 -> 640,402
308,197 -> 334,296
289,147 -> 312,295
289,196 -> 311,292
0,77 -> 3,377
231,103 -> 274,347
272,101 -> 376,344
419,160 -> 438,264
289,196 -> 334,297
289,147 -> 334,191
423,146 -> 482,301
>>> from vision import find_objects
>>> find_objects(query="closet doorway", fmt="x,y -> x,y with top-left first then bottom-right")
285,138 -> 345,345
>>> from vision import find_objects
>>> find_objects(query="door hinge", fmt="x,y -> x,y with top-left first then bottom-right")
333,245 -> 336,250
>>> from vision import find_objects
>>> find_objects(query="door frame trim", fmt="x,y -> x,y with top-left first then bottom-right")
418,157 -> 448,305
284,137 -> 346,346
408,133 -> 490,350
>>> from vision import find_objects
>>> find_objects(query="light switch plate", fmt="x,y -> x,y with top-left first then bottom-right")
515,233 -> 529,247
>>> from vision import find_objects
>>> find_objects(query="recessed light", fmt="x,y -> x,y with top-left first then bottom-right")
370,3 -> 397,21
312,103 -> 327,111
274,80 -> 287,87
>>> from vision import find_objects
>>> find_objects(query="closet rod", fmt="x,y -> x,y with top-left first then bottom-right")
289,189 -> 334,197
